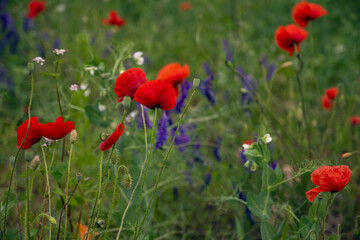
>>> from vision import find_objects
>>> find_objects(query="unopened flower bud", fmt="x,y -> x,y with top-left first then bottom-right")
123,96 -> 131,109
193,78 -> 200,88
70,130 -> 78,144
9,155 -> 15,166
244,161 -> 250,168
76,172 -> 82,182
30,155 -> 40,170
122,174 -> 132,189
24,149 -> 34,162
28,62 -> 34,71
110,149 -> 119,165
49,216 -> 57,225
100,132 -> 107,141
341,152 -> 352,159
225,60 -> 233,69
263,134 -> 272,144
281,61 -> 293,68
250,162 -> 258,171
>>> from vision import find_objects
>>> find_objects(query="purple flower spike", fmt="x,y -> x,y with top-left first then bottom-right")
137,102 -> 152,129
199,62 -> 215,105
155,111 -> 170,149
173,125 -> 190,152
213,137 -> 222,162
222,39 -> 233,63
175,81 -> 191,113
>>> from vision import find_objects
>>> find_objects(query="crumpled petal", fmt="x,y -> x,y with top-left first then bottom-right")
100,123 -> 124,151
114,68 -> 147,102
305,187 -> 327,202
17,116 -> 43,149
39,116 -> 75,140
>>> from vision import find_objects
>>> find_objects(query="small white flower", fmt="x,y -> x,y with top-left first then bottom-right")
125,111 -> 138,123
98,104 -> 106,112
80,83 -> 88,90
69,84 -> 79,92
44,137 -> 57,145
53,48 -> 68,56
84,89 -> 91,97
85,66 -> 98,76
242,144 -> 251,151
32,57 -> 45,65
263,134 -> 272,144
133,51 -> 144,65
55,3 -> 65,12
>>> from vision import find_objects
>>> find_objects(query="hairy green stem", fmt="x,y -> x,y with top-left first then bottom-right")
64,144 -> 74,239
25,163 -> 30,240
3,68 -> 35,238
41,145 -> 52,240
136,89 -> 197,238
134,107 -> 158,236
321,193 -> 334,240
115,105 -> 148,240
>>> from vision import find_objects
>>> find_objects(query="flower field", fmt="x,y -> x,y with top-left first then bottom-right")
0,0 -> 359,239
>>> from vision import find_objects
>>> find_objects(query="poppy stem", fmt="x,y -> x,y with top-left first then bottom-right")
63,144 -> 74,239
40,145 -> 52,240
3,67 -> 35,238
134,107 -> 158,237
25,162 -> 30,240
296,53 -> 312,159
136,88 -> 198,239
88,151 -> 105,235
116,105 -> 149,240
103,165 -> 129,240
321,193 -> 334,239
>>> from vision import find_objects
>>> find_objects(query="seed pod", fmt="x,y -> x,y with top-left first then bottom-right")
70,130 -> 78,144
30,155 -> 40,170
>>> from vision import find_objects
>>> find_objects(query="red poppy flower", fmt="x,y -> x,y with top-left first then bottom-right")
292,1 -> 327,27
180,2 -> 192,11
100,123 -> 124,151
114,68 -> 147,102
325,87 -> 339,100
156,63 -> 190,96
17,116 -> 43,149
306,165 -> 352,202
27,0 -> 45,19
134,80 -> 177,110
350,116 -> 360,126
102,10 -> 126,28
39,116 -> 75,140
321,95 -> 332,110
275,24 -> 308,56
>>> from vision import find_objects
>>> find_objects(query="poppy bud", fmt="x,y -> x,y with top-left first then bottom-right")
28,62 -> 34,71
30,155 -> 40,170
122,173 -> 132,189
9,155 -> 15,166
49,216 -> 57,225
24,149 -> 34,162
296,108 -> 302,121
76,172 -> 82,182
341,152 -> 352,159
100,132 -> 107,141
70,130 -> 78,144
122,96 -> 131,109
110,149 -> 119,165
193,78 -> 200,88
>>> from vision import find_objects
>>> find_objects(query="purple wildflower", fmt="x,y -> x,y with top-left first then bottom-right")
52,38 -> 61,49
136,102 -> 152,129
155,111 -> 170,149
239,149 -> 255,172
238,192 -> 254,225
260,56 -> 276,82
173,125 -> 190,152
1,12 -> 19,55
199,62 -> 215,105
213,137 -> 222,162
270,161 -> 277,170
198,172 -> 212,192
175,81 -> 191,113
185,170 -> 193,186
237,66 -> 256,106
173,186 -> 178,201
36,43 -> 45,58
222,39 -> 233,63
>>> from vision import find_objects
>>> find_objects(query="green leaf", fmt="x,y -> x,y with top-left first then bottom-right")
261,165 -> 273,191
85,105 -> 109,127
258,141 -> 271,163
328,235 -> 338,240
261,221 -> 275,240
299,216 -> 312,239
247,192 -> 273,220
50,162 -> 67,183
308,198 -> 327,223
52,185 -> 65,196
235,217 -> 244,240
40,71 -> 60,77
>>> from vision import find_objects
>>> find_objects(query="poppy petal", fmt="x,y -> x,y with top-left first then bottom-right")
310,165 -> 352,192
17,116 -> 43,149
325,87 -> 339,100
156,63 -> 190,96
134,80 -> 177,110
292,1 -> 327,27
114,68 -> 147,102
275,24 -> 307,56
306,187 -> 327,202
99,123 -> 125,151
39,116 -> 75,140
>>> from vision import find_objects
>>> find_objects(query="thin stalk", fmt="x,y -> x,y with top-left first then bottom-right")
136,89 -> 197,238
64,144 -> 74,239
115,105 -> 148,240
134,108 -> 158,235
103,165 -> 129,240
316,200 -> 323,240
14,173 -> 23,240
41,145 -> 52,240
88,151 -> 105,234
295,53 -> 312,159
268,170 -> 310,189
321,193 -> 334,240
25,162 -> 30,240
3,68 -> 35,238
56,181 -> 80,240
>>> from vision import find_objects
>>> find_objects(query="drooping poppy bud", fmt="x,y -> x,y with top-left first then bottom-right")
99,123 -> 125,151
156,63 -> 190,96
39,116 -> 75,140
306,165 -> 351,202
292,1 -> 327,27
114,68 -> 147,102
134,80 -> 177,110
17,116 -> 43,149
275,24 -> 308,56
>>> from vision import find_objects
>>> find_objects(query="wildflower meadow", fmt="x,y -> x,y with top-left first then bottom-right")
1,0 -> 359,239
